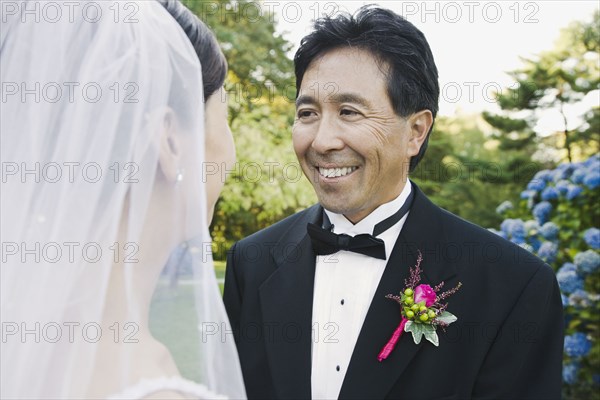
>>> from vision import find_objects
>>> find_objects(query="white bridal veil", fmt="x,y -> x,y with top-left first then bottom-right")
1,1 -> 245,398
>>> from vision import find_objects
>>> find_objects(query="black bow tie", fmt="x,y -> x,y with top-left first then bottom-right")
307,188 -> 414,260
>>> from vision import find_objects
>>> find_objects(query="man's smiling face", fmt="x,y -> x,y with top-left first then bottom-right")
293,47 -> 430,223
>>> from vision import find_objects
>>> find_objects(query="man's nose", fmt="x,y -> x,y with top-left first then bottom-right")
311,115 -> 345,153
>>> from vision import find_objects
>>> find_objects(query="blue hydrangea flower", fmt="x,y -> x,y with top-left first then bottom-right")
571,168 -> 586,184
487,228 -> 507,239
555,180 -> 570,195
558,263 -> 577,273
541,186 -> 560,201
574,250 -> 600,274
566,185 -> 582,200
520,190 -> 536,200
528,237 -> 542,252
556,268 -> 584,294
583,228 -> 600,249
495,200 -> 513,215
533,201 -> 552,224
510,219 -> 526,240
527,178 -> 546,192
563,362 -> 579,385
533,169 -> 553,182
510,236 -> 525,245
583,155 -> 600,172
568,290 -> 592,308
537,241 -> 558,263
584,154 -> 600,167
500,219 -> 526,240
500,219 -> 513,235
524,220 -> 539,235
564,332 -> 592,358
540,222 -> 559,240
583,170 -> 600,189
552,167 -> 571,182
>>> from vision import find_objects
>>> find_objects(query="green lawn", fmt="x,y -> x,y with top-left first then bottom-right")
214,260 -> 225,293
149,261 -> 227,381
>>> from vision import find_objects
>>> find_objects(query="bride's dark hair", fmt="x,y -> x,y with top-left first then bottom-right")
158,0 -> 227,98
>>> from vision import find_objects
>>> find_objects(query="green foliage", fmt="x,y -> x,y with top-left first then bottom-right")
183,0 -> 295,122
210,106 -> 316,259
412,115 -> 542,229
179,1 -> 315,258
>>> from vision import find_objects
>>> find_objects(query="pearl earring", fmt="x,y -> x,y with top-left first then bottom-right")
176,168 -> 184,183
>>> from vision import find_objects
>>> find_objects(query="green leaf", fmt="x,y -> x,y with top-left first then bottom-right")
435,311 -> 458,325
423,327 -> 440,347
404,321 -> 423,344
405,322 -> 439,346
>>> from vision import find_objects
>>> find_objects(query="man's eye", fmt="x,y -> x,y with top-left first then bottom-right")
340,109 -> 359,116
297,110 -> 316,118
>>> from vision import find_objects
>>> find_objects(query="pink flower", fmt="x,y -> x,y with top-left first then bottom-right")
414,284 -> 436,306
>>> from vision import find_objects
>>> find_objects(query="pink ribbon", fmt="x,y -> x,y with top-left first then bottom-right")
377,317 -> 408,362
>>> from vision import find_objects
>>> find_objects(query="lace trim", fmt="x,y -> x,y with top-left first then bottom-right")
106,376 -> 227,399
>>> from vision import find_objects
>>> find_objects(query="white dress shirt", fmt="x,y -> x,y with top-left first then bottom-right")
311,181 -> 412,400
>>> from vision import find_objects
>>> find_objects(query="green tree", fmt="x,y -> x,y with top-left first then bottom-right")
412,114 -> 541,228
183,0 -> 295,122
484,11 -> 600,163
181,1 -> 314,257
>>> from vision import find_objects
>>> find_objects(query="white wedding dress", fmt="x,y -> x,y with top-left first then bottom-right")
107,376 -> 226,399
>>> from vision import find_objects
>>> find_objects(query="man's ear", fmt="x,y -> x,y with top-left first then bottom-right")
158,109 -> 182,183
407,110 -> 433,157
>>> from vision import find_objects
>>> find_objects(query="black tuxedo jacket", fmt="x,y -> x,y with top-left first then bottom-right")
224,184 -> 563,399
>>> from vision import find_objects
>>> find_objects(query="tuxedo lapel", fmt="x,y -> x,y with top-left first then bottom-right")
258,205 -> 322,399
339,184 -> 458,399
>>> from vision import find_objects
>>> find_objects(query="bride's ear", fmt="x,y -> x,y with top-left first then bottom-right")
157,108 -> 182,183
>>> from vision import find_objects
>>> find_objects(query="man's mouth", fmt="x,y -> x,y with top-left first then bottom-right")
317,166 -> 359,178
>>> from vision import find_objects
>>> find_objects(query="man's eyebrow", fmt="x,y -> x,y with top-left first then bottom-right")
295,95 -> 316,108
328,92 -> 372,109
295,92 -> 373,108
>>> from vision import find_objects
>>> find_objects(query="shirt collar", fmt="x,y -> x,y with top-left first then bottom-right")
324,180 -> 412,236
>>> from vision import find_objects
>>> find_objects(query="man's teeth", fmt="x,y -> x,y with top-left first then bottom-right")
318,166 -> 358,178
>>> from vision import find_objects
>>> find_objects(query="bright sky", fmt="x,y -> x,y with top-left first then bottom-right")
273,1 -> 599,133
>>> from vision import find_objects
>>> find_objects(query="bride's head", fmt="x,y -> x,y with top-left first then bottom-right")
156,0 -> 235,226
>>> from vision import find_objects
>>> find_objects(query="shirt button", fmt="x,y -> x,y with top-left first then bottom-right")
336,365 -> 340,372
340,299 -> 345,305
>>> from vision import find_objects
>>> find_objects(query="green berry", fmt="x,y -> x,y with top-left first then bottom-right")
406,310 -> 415,319
428,310 -> 436,318
419,306 -> 427,313
404,297 -> 414,306
419,314 -> 429,322
411,304 -> 420,312
404,288 -> 414,296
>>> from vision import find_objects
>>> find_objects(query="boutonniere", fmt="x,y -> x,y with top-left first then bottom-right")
378,251 -> 462,362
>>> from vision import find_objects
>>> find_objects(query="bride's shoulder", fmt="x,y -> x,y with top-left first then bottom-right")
107,376 -> 227,400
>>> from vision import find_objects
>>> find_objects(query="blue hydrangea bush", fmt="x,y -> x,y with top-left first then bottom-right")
491,154 -> 600,398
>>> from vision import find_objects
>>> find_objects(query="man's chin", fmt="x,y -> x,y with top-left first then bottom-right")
316,195 -> 357,215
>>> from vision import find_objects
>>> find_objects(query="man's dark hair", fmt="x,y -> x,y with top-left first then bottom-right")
294,6 -> 439,171
158,0 -> 227,99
